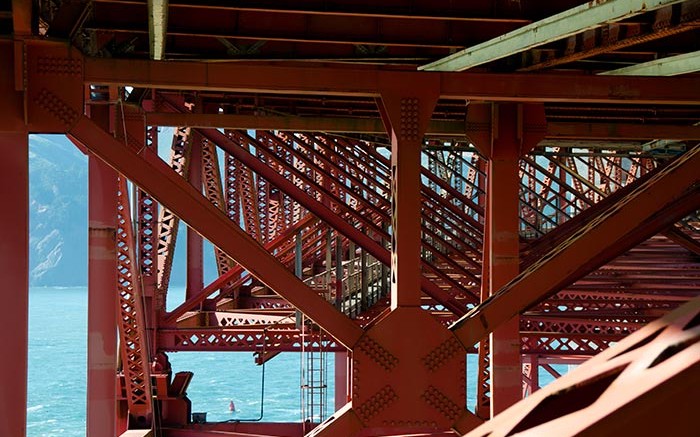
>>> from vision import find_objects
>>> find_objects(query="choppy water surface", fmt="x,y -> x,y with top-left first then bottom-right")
28,287 -> 564,436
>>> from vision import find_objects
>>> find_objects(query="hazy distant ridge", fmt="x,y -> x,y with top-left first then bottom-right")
29,134 -> 210,287
29,135 -> 88,286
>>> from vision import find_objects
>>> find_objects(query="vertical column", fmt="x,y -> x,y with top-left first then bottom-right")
488,104 -> 522,415
388,104 -> 422,309
379,81 -> 439,309
525,355 -> 539,396
335,234 -> 343,309
334,233 -> 348,407
186,134 -> 203,299
0,132 -> 28,437
476,160 -> 492,419
87,155 -> 118,437
295,232 -> 303,330
335,351 -> 349,410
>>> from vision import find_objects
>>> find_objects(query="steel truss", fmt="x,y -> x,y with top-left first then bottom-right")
0,37 -> 698,437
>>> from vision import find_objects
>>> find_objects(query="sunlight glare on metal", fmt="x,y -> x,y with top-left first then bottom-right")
419,0 -> 685,72
148,0 -> 168,60
599,50 -> 700,76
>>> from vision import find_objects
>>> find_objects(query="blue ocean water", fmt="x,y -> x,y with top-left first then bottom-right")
27,287 -> 564,436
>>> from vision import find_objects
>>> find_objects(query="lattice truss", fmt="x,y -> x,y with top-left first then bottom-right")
139,118 -> 691,316
133,122 -> 698,355
116,177 -> 154,425
101,92 -> 698,430
79,107 -> 697,437
464,295 -> 700,437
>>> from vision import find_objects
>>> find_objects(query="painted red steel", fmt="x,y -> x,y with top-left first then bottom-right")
2,24 -> 700,437
0,132 -> 29,437
197,126 -> 469,315
452,143 -> 700,349
82,57 -> 700,104
115,178 -> 154,427
464,295 -> 700,437
155,127 -> 192,313
87,155 -> 119,437
69,115 -> 365,350
486,104 -> 524,414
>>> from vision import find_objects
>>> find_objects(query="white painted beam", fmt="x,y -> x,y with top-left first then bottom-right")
601,51 -> 700,152
148,0 -> 168,60
599,50 -> 700,76
419,0 -> 685,72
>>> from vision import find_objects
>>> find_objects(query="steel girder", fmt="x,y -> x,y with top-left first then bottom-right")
145,111 -> 700,142
451,143 -> 700,349
115,178 -> 154,427
420,0 -> 687,71
87,151 -> 119,437
194,126 -> 470,315
69,115 -> 365,350
0,132 -> 29,437
463,295 -> 700,437
82,56 -> 700,104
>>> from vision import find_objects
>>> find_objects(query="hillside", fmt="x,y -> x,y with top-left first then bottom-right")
29,134 -> 217,287
29,135 -> 88,286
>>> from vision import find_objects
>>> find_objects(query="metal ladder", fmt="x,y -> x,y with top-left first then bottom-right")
300,315 -> 328,432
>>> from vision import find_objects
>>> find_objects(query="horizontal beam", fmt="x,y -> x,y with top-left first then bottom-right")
148,112 -> 401,133
85,23 -> 465,50
600,50 -> 700,76
146,112 -> 464,135
546,122 -> 700,141
145,113 -> 700,141
12,0 -> 31,36
451,143 -> 700,348
94,0 -> 531,23
194,127 -> 468,315
420,0 -> 685,71
83,57 -> 700,104
68,115 -> 364,350
163,214 -> 318,324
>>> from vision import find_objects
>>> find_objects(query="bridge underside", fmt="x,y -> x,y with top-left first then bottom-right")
1,1 -> 699,436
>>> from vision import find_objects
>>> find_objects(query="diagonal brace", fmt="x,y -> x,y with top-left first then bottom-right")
197,127 -> 468,316
451,144 -> 700,348
68,116 -> 364,350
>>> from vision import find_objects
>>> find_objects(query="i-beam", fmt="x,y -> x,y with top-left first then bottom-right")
420,0 -> 685,72
600,50 -> 700,76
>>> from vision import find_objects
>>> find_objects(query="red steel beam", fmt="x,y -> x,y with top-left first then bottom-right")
0,132 -> 28,437
146,112 -> 465,135
11,0 -> 32,36
115,177 -> 153,425
663,227 -> 700,256
68,116 -> 364,350
451,143 -> 700,349
83,58 -> 700,104
486,104 -> 522,414
463,296 -> 700,437
146,112 -> 700,142
196,127 -> 468,315
93,0 -> 533,23
546,122 -> 700,141
379,88 -> 440,308
87,155 -> 119,437
163,214 -> 318,324
186,134 -> 204,300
